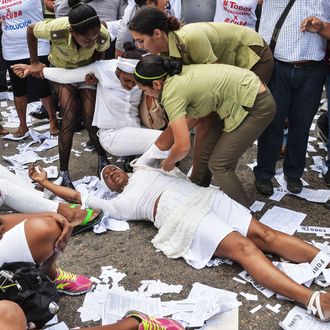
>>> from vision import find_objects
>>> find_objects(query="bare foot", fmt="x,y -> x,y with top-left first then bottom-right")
13,126 -> 28,138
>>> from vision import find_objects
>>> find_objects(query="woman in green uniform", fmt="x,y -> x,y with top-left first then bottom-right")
27,0 -> 110,188
134,55 -> 276,207
129,7 -> 274,188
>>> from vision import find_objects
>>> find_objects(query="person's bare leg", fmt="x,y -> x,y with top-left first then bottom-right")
247,218 -> 320,263
0,301 -> 27,330
0,215 -> 62,280
41,95 -> 59,135
13,95 -> 28,137
215,231 -> 330,318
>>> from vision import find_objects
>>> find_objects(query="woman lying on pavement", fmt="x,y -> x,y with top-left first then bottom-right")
0,211 -> 93,296
29,163 -> 330,321
0,300 -> 184,330
0,164 -> 103,236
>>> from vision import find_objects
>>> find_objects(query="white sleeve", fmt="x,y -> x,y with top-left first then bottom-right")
85,195 -> 125,220
43,62 -> 100,84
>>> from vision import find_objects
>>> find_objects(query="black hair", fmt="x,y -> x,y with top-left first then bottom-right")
122,42 -> 147,60
134,0 -> 148,6
134,55 -> 182,86
68,0 -> 100,35
129,7 -> 181,35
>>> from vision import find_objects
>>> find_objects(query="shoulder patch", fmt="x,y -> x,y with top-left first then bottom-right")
97,34 -> 108,45
51,29 -> 68,40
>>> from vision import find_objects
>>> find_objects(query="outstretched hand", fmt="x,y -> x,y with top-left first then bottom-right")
28,163 -> 47,183
51,213 -> 72,252
301,16 -> 323,33
11,64 -> 31,78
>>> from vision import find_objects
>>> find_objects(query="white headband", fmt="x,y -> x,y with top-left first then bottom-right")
117,57 -> 139,74
100,165 -> 123,191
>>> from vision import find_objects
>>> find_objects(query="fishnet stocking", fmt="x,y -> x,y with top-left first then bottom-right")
55,83 -> 79,171
79,88 -> 106,157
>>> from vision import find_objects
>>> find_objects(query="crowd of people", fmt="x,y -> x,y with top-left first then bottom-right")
0,0 -> 330,328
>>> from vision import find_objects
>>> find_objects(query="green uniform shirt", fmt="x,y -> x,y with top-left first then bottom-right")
167,22 -> 264,69
161,64 -> 261,132
33,17 -> 110,68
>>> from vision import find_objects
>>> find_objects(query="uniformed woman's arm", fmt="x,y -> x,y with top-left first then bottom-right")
27,24 -> 46,79
161,116 -> 191,172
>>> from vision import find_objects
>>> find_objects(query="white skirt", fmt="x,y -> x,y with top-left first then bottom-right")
157,187 -> 252,269
0,221 -> 34,267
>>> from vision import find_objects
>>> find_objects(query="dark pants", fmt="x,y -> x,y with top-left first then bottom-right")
254,60 -> 326,180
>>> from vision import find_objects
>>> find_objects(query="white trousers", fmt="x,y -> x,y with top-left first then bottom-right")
0,165 -> 58,213
98,127 -> 162,156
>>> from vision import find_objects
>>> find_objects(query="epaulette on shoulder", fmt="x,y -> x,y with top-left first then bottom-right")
97,29 -> 109,45
51,29 -> 68,40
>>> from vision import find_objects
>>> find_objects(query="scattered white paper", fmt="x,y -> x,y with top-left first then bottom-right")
240,292 -> 258,301
310,251 -> 330,278
238,271 -> 275,298
249,305 -> 262,314
280,306 -> 330,329
270,187 -> 288,201
250,200 -> 265,212
102,289 -> 163,324
265,303 -> 281,313
1,131 -> 30,140
298,226 -> 330,237
259,206 -> 306,235
276,262 -> 314,285
233,277 -> 246,285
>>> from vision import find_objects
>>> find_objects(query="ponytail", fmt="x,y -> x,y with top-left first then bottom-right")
129,7 -> 181,36
68,0 -> 100,35
134,55 -> 182,86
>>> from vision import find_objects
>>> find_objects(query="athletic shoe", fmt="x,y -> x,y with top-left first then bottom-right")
124,310 -> 184,330
54,268 -> 92,296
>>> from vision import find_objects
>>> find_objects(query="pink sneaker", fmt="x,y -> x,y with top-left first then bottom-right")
54,268 -> 92,296
124,310 -> 184,330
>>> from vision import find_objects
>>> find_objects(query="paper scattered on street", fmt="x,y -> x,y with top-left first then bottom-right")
138,280 -> 183,297
249,305 -> 262,314
298,226 -> 330,237
310,251 -> 330,278
280,306 -> 330,329
250,200 -> 265,212
265,303 -> 281,313
207,257 -> 233,267
276,262 -> 314,285
239,292 -> 258,301
238,271 -> 275,298
238,270 -> 275,298
102,289 -> 163,324
233,277 -> 246,285
2,131 -> 30,140
259,206 -> 306,235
